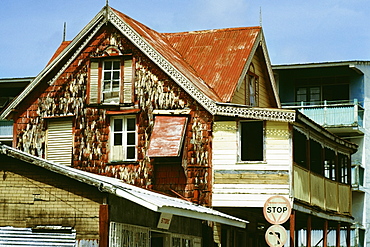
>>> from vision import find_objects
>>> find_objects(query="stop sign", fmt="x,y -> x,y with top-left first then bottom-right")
263,196 -> 291,225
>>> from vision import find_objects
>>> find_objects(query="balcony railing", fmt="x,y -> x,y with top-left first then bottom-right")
282,99 -> 364,128
293,164 -> 352,214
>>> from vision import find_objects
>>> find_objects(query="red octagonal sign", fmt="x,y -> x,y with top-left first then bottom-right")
263,196 -> 292,225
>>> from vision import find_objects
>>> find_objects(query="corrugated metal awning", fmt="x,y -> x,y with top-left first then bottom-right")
0,144 -> 248,228
147,116 -> 187,157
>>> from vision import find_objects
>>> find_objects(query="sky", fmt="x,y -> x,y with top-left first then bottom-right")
1,0 -> 370,78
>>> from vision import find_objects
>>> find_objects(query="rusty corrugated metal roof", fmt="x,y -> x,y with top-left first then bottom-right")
164,27 -> 261,103
111,8 -> 222,102
46,9 -> 261,104
47,41 -> 71,66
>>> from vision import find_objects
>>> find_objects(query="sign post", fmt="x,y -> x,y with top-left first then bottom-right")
263,196 -> 292,247
265,224 -> 288,247
263,195 -> 291,225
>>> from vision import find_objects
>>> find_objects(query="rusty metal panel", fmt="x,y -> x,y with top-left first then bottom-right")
147,116 -> 187,157
165,27 -> 260,102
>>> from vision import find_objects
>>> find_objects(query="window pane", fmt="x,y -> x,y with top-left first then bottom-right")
114,133 -> 122,145
103,81 -> 111,91
104,61 -> 112,70
114,119 -> 123,131
113,71 -> 120,79
112,80 -> 120,90
241,121 -> 263,161
310,87 -> 320,102
296,87 -> 307,102
127,118 -> 136,131
127,147 -> 135,159
113,61 -> 120,70
104,71 -> 111,80
127,132 -> 135,145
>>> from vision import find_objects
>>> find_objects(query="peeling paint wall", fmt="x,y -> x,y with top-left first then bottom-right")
14,24 -> 212,205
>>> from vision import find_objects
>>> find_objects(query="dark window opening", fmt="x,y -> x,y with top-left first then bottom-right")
240,121 -> 264,161
324,148 -> 336,181
293,129 -> 307,168
295,76 -> 349,104
310,139 -> 323,175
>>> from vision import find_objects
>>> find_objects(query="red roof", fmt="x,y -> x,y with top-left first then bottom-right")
47,41 -> 71,66
111,8 -> 222,102
49,8 -> 261,103
164,27 -> 261,102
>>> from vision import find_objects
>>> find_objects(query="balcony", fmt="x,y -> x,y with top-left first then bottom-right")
282,99 -> 364,135
293,164 -> 352,215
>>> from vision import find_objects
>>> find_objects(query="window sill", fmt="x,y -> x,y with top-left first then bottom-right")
107,160 -> 139,165
236,161 -> 267,164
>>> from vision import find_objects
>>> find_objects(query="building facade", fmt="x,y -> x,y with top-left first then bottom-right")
273,61 -> 370,247
0,5 -> 359,246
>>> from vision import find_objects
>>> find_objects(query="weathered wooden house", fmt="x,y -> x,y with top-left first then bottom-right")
0,4 -> 358,247
0,143 -> 246,246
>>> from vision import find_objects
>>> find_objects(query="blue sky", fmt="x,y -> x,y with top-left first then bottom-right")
1,0 -> 370,78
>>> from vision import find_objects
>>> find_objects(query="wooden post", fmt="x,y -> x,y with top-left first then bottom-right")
346,224 -> 351,247
99,204 -> 109,247
323,220 -> 328,247
306,215 -> 311,247
336,223 -> 341,247
290,210 -> 295,247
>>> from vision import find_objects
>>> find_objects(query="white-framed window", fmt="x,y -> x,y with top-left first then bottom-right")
239,120 -> 264,162
110,116 -> 137,161
102,60 -> 121,103
89,56 -> 133,105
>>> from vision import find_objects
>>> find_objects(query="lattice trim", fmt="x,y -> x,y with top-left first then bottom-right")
48,21 -> 105,85
109,10 -> 296,123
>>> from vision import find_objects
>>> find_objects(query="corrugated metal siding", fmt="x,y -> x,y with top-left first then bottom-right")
0,227 -> 76,246
147,116 -> 187,157
46,119 -> 73,166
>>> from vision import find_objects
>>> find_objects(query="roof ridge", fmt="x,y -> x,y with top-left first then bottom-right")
163,26 -> 261,37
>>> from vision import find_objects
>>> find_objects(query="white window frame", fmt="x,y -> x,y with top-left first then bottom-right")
102,59 -> 121,104
110,115 -> 137,162
238,120 -> 265,162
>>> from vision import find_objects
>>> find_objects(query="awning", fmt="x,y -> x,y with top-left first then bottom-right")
147,116 -> 187,157
0,144 -> 248,228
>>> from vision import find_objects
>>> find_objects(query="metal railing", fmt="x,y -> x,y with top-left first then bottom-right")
282,99 -> 364,127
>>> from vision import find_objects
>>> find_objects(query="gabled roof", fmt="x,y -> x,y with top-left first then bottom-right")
0,144 -> 247,228
164,27 -> 261,102
0,6 -> 294,122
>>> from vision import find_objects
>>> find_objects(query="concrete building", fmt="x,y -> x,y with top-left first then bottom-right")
273,61 -> 370,247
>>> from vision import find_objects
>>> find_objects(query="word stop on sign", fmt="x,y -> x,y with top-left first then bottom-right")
263,196 -> 292,225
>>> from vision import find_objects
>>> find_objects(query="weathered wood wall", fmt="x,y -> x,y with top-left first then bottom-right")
232,46 -> 277,108
212,120 -> 291,207
13,24 -> 212,205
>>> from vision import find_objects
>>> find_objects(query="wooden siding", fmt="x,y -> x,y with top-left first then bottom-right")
293,164 -> 352,215
232,46 -> 276,108
212,120 -> 291,207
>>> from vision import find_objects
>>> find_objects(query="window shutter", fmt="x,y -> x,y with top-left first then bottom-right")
46,119 -> 73,166
123,59 -> 133,103
89,61 -> 99,104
